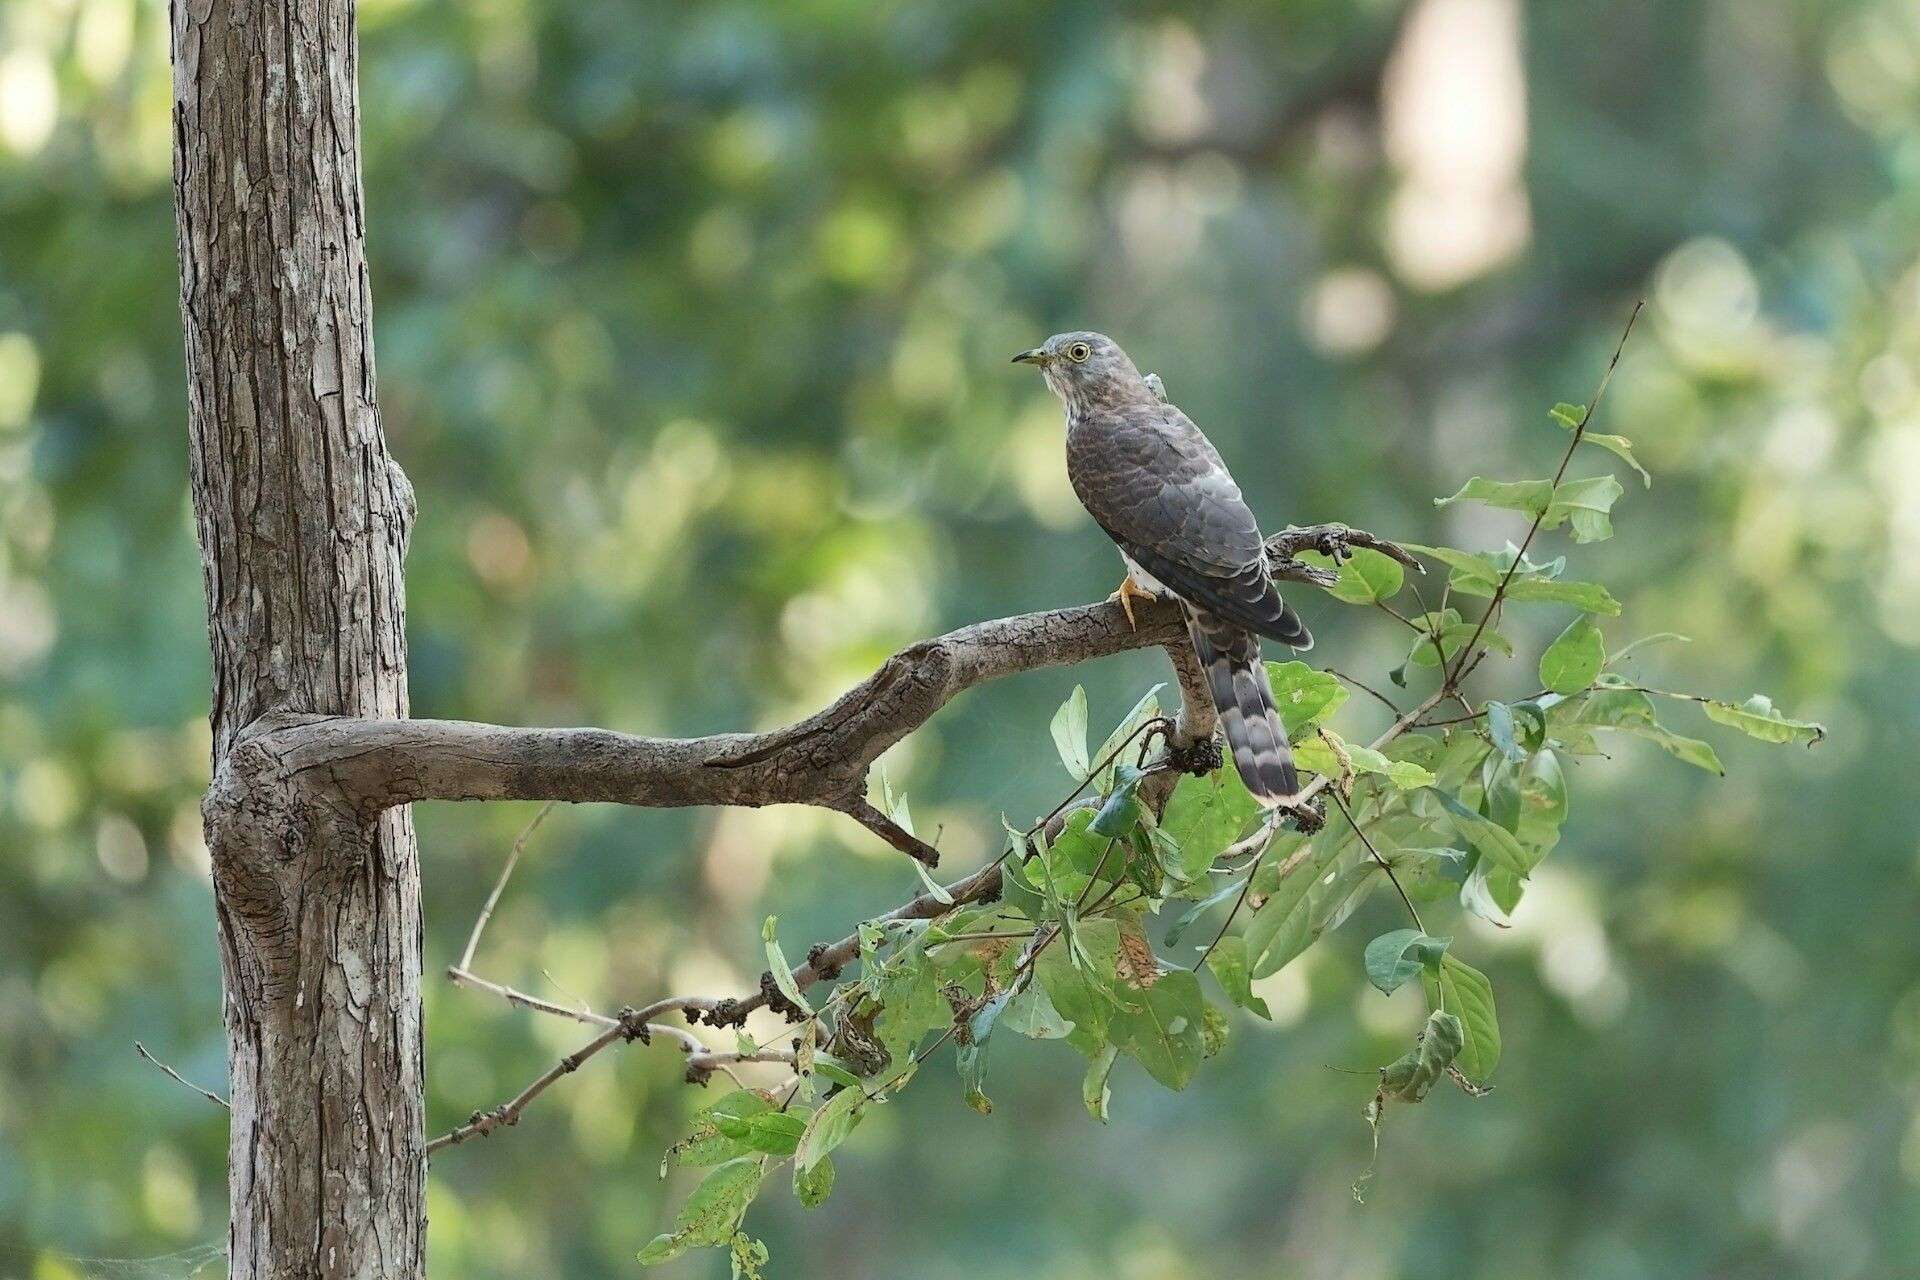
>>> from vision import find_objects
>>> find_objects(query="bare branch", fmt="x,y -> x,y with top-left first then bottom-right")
836,797 -> 943,867
135,1041 -> 228,1109
458,801 -> 555,971
215,522 -> 1416,837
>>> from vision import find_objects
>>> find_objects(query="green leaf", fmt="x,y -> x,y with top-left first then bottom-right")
1265,661 -> 1350,736
1404,543 -> 1620,615
1036,918 -> 1121,1037
1204,935 -> 1271,1019
1110,970 -> 1209,1091
1434,476 -> 1552,518
1364,929 -> 1451,995
875,765 -> 914,835
1093,684 -> 1164,790
1548,402 -> 1650,486
663,1091 -> 772,1170
1632,726 -> 1725,774
1163,879 -> 1241,948
1432,790 -> 1532,881
1419,623 -> 1515,667
1158,768 -> 1261,876
1610,631 -> 1690,663
872,958 -> 949,1061
1503,576 -> 1623,614
1702,694 -> 1827,746
794,1086 -> 863,1173
1088,768 -> 1144,837
1539,615 -> 1606,694
1245,829 -> 1379,979
1484,702 -> 1524,763
1580,432 -> 1651,487
1082,1044 -> 1118,1122
1050,685 -> 1090,778
957,1041 -> 992,1115
1421,955 -> 1500,1082
1432,475 -> 1625,543
713,1107 -> 808,1157
638,1156 -> 766,1265
1294,729 -> 1434,790
1554,476 -> 1625,543
910,854 -> 953,905
760,917 -> 812,1016
1390,846 -> 1468,901
1000,982 -> 1073,1040
793,1156 -> 835,1209
1303,546 -> 1405,604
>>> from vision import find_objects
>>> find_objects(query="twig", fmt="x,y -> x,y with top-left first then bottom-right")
839,797 -> 942,867
1326,667 -> 1404,718
426,998 -> 793,1154
458,801 -> 555,971
134,1042 -> 228,1109
1329,790 -> 1422,933
1445,300 -> 1642,688
1193,688 -> 1447,968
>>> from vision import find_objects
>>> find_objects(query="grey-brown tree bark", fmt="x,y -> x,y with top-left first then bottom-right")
172,0 -> 424,1273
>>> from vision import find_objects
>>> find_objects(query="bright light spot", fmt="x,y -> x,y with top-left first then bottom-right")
1006,402 -> 1083,531
1502,868 -> 1628,1023
76,0 -> 135,86
1861,352 -> 1917,420
1761,404 -> 1838,474
0,578 -> 56,674
1132,21 -> 1211,145
15,758 -> 77,830
1250,955 -> 1312,1027
1868,419 -> 1920,645
890,322 -> 963,409
1655,237 -> 1761,337
466,512 -> 534,593
1382,0 -> 1531,290
1301,267 -> 1398,357
0,50 -> 57,155
96,813 -> 149,884
0,333 -> 41,430
142,1145 -> 202,1234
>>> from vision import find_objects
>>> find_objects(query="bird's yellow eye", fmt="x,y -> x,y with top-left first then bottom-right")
1067,342 -> 1091,363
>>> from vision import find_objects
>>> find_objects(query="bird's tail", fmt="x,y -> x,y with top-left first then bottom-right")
1187,610 -> 1298,806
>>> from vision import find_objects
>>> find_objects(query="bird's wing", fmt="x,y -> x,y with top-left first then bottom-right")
1067,404 -> 1311,647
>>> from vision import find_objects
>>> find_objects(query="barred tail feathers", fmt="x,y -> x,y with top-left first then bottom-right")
1187,611 -> 1298,806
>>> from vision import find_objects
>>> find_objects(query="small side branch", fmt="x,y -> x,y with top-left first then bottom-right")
838,797 -> 943,867
135,1041 -> 229,1109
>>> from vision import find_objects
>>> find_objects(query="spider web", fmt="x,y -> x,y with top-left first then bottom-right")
2,1241 -> 227,1280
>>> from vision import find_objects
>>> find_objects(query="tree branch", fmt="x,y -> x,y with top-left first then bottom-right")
215,524 -> 1417,855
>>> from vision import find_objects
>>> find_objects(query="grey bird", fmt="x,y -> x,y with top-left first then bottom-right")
1014,331 -> 1311,805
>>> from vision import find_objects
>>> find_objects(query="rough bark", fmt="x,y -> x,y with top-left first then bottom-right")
171,0 -> 423,1273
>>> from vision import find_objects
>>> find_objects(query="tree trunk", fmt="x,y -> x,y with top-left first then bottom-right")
170,0 -> 424,1273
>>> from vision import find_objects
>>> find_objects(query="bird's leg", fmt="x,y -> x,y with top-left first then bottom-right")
1110,574 -> 1155,630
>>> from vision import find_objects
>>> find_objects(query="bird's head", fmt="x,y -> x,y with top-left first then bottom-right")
1011,331 -> 1153,412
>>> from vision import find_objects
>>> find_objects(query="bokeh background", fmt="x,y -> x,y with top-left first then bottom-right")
3,0 -> 1918,1275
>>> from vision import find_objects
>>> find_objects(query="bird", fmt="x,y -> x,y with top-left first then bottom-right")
1013,331 -> 1311,806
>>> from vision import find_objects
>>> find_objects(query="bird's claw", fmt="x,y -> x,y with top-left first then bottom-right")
1110,576 -> 1154,630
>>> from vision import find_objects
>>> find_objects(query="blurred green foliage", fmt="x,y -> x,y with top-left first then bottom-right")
2,0 -> 1918,1275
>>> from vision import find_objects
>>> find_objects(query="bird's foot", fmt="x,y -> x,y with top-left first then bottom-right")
1110,575 -> 1155,630
1314,526 -> 1355,563
1280,795 -> 1326,834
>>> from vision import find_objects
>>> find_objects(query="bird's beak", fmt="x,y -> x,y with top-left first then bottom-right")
1010,348 -> 1047,365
